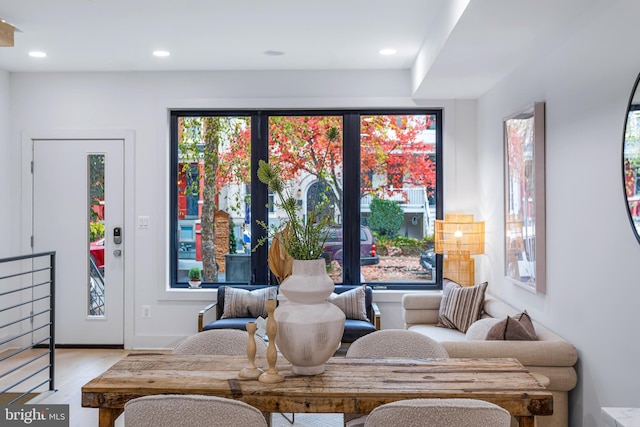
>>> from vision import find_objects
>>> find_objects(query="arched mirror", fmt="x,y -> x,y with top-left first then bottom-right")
623,73 -> 640,244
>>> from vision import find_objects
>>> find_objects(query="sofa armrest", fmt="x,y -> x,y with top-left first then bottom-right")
402,292 -> 443,309
197,302 -> 218,332
442,340 -> 578,368
402,293 -> 442,327
371,302 -> 381,330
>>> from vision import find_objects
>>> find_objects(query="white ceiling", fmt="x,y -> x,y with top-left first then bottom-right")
0,0 -> 598,99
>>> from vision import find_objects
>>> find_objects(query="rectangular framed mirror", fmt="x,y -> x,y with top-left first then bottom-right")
503,102 -> 546,293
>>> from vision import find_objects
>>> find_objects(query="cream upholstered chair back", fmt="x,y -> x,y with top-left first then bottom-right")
345,329 -> 449,358
364,398 -> 511,427
172,329 -> 267,356
344,330 -> 450,427
124,394 -> 268,427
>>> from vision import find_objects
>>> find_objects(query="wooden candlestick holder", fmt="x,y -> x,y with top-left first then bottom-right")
258,299 -> 285,384
238,321 -> 262,379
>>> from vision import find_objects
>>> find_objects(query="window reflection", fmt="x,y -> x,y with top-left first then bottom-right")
625,107 -> 640,237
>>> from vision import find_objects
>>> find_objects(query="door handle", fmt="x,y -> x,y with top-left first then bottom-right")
113,249 -> 122,257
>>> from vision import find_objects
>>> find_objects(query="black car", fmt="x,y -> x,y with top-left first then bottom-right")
420,248 -> 436,270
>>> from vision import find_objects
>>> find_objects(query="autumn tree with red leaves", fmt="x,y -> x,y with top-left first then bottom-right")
360,115 -> 435,199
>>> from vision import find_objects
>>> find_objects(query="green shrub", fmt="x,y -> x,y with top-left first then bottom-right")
89,221 -> 105,241
368,198 -> 403,237
374,234 -> 392,256
230,222 -> 237,253
392,235 -> 423,256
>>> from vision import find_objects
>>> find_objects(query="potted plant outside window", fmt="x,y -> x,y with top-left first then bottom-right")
188,268 -> 202,288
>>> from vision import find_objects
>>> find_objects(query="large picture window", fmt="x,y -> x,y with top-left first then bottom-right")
170,110 -> 442,289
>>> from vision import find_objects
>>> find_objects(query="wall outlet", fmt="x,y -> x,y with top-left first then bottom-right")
142,305 -> 151,319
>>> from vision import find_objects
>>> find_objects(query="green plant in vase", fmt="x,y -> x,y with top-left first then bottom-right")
256,126 -> 345,375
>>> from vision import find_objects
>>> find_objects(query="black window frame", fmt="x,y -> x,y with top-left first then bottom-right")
170,109 -> 443,290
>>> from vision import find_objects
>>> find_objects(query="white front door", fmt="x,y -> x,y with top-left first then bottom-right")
32,139 -> 124,345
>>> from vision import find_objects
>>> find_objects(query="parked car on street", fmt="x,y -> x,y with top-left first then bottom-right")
419,248 -> 436,270
322,225 -> 379,266
90,238 -> 105,270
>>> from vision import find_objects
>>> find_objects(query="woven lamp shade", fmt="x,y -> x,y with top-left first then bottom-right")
434,214 -> 485,255
434,214 -> 485,287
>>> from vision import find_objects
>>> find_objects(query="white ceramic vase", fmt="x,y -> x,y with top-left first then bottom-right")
274,259 -> 345,375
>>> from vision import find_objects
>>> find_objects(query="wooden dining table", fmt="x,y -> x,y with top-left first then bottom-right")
81,353 -> 552,427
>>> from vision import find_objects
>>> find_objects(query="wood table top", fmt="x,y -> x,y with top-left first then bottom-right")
81,353 -> 552,418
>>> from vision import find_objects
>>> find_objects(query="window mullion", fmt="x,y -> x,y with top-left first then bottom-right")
252,112 -> 269,284
342,113 -> 361,285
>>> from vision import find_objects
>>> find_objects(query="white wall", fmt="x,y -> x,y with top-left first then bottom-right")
0,70 -> 9,258
0,70 -> 12,346
477,1 -> 640,426
7,70 -> 476,348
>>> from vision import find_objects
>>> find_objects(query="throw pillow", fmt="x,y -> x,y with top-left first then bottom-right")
486,311 -> 537,341
220,286 -> 277,319
436,279 -> 487,333
465,317 -> 501,340
327,285 -> 369,321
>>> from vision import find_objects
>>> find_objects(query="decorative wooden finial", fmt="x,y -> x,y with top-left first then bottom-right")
238,321 -> 262,379
259,299 -> 285,383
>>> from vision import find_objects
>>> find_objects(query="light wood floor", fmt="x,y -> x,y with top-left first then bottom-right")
1,348 -> 137,427
0,348 -> 343,427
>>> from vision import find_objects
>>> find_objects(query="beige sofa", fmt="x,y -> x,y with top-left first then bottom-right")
402,292 -> 578,427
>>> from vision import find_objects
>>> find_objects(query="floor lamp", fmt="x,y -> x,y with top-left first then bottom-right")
434,214 -> 485,287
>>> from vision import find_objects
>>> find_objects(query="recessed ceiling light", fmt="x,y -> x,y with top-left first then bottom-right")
264,50 -> 285,56
28,51 -> 47,58
153,50 -> 170,57
378,48 -> 397,55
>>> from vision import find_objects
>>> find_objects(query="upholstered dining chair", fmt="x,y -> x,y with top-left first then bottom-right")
363,398 -> 511,427
172,329 -> 290,423
124,394 -> 268,427
344,329 -> 450,427
172,328 -> 267,356
345,329 -> 449,358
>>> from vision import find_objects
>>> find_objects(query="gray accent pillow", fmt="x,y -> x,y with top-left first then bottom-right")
486,311 -> 537,341
220,286 -> 277,319
327,285 -> 368,321
437,280 -> 487,333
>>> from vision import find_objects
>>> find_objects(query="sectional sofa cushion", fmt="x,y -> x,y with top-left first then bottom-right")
465,318 -> 501,340
437,280 -> 487,333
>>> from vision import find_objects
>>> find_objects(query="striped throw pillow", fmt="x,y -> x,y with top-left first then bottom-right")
437,280 -> 487,333
221,286 -> 278,319
327,285 -> 369,321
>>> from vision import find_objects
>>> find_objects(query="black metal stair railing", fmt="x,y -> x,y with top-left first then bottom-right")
0,252 -> 56,404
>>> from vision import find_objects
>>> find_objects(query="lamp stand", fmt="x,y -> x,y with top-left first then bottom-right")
443,251 -> 474,287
